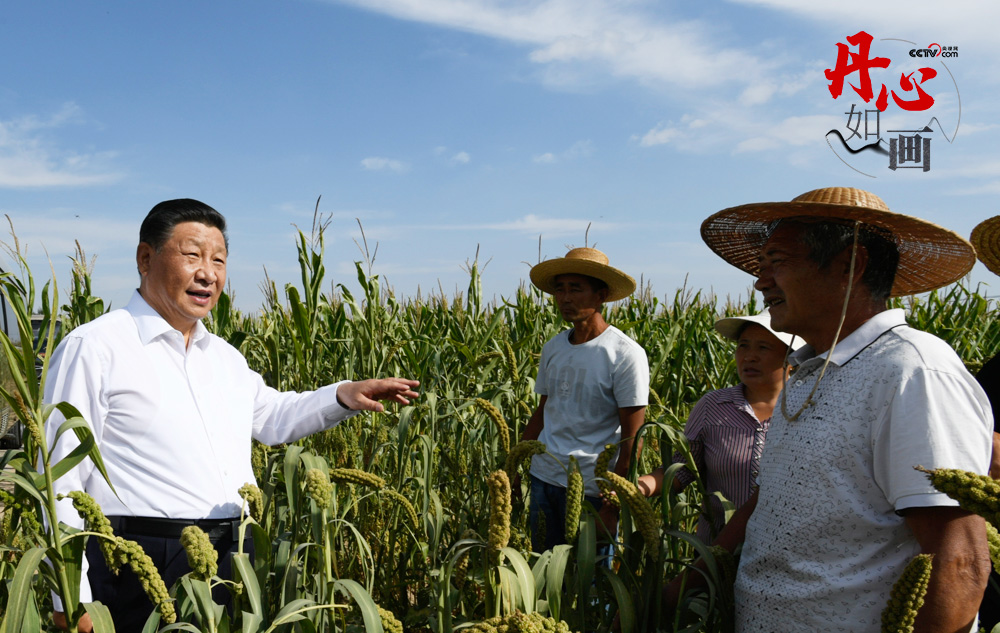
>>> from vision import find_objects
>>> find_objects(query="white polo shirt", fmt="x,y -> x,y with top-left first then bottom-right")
734,309 -> 992,632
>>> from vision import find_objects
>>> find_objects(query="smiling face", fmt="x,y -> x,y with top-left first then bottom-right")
137,221 -> 227,343
735,323 -> 789,392
754,223 -> 848,348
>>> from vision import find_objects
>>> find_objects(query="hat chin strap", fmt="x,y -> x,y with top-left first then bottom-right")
781,220 -> 861,422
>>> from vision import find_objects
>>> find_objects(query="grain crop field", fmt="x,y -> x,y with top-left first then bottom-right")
0,221 -> 998,633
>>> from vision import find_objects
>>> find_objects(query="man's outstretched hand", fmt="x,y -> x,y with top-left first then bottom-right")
336,378 -> 420,412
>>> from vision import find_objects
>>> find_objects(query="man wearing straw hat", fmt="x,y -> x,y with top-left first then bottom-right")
689,187 -> 993,632
967,216 -> 1000,631
521,247 -> 649,552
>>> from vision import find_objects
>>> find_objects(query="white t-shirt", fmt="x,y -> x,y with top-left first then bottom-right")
734,309 -> 992,632
530,325 -> 649,496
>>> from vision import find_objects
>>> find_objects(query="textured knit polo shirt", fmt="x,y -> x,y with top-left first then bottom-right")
734,309 -> 992,632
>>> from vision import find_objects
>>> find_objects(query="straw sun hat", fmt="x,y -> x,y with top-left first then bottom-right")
700,187 -> 976,297
971,215 -> 1000,276
714,308 -> 804,351
530,247 -> 636,302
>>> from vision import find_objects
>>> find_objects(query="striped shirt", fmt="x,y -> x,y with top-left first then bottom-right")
672,385 -> 767,541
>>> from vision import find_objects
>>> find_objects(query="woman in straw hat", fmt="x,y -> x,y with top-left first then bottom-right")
636,309 -> 802,543
521,247 -> 649,554
661,187 -> 992,632
968,215 -> 1000,632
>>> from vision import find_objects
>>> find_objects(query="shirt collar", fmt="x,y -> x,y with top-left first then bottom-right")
788,308 -> 905,368
126,290 -> 209,348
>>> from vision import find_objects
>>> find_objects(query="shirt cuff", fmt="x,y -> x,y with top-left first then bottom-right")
894,491 -> 958,513
325,380 -> 361,424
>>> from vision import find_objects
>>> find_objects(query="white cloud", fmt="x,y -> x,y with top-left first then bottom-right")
729,0 -> 1000,47
482,214 -> 615,236
360,156 -> 409,172
452,151 -> 471,163
0,103 -> 123,188
326,0 -> 773,91
638,123 -> 685,147
532,140 -> 593,163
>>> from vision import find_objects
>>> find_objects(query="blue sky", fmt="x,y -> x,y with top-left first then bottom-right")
2,0 -> 999,313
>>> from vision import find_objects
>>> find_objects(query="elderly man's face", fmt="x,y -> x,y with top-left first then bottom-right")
137,221 -> 227,339
754,223 -> 844,343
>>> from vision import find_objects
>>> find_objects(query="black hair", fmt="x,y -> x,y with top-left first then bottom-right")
769,219 -> 899,301
139,199 -> 228,251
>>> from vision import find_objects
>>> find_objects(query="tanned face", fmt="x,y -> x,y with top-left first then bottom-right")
552,273 -> 607,325
137,221 -> 227,341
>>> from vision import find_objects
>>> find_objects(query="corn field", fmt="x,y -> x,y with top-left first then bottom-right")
0,218 -> 998,633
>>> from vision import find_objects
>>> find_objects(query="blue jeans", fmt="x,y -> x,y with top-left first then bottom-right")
529,475 -> 613,561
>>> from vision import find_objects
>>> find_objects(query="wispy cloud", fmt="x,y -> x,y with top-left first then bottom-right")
327,0 -> 773,91
730,0 -> 1000,48
451,151 -> 471,163
532,139 -> 593,164
360,156 -> 409,172
0,103 -> 123,188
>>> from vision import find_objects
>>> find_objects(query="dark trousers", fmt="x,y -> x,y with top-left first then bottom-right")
982,570 -> 999,632
528,475 -> 613,561
86,519 -> 253,632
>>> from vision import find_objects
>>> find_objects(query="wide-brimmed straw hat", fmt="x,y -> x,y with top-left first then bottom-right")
530,247 -> 636,302
700,186 -> 976,297
971,215 -> 1000,276
714,308 -> 804,351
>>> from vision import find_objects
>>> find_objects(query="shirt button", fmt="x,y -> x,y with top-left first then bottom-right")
794,379 -> 803,386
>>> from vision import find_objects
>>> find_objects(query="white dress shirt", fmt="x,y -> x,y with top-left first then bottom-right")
44,291 -> 357,605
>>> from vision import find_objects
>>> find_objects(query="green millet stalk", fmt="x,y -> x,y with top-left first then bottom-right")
516,400 -> 533,423
503,340 -> 519,384
329,467 -> 387,490
250,441 -> 270,483
304,468 -> 334,509
378,605 -> 404,633
707,544 -> 737,591
987,521 -> 1000,574
475,398 -> 510,454
487,470 -> 512,565
649,389 -> 663,408
474,351 -> 503,366
117,536 -> 177,623
180,526 -> 218,581
21,413 -> 44,451
466,611 -> 574,633
915,466 -> 1000,527
594,444 -> 620,508
504,440 -> 546,481
384,339 -> 405,365
605,471 -> 660,559
238,482 -> 265,521
452,529 -> 479,589
64,491 -> 118,569
880,553 -> 933,633
565,456 -> 583,542
380,488 -> 420,532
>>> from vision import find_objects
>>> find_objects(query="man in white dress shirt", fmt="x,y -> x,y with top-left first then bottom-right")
47,199 -> 419,631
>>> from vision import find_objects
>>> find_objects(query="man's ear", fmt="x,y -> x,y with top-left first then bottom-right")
838,244 -> 869,286
136,242 -> 154,277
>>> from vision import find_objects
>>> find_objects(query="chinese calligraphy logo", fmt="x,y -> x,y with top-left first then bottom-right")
824,31 -> 960,177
